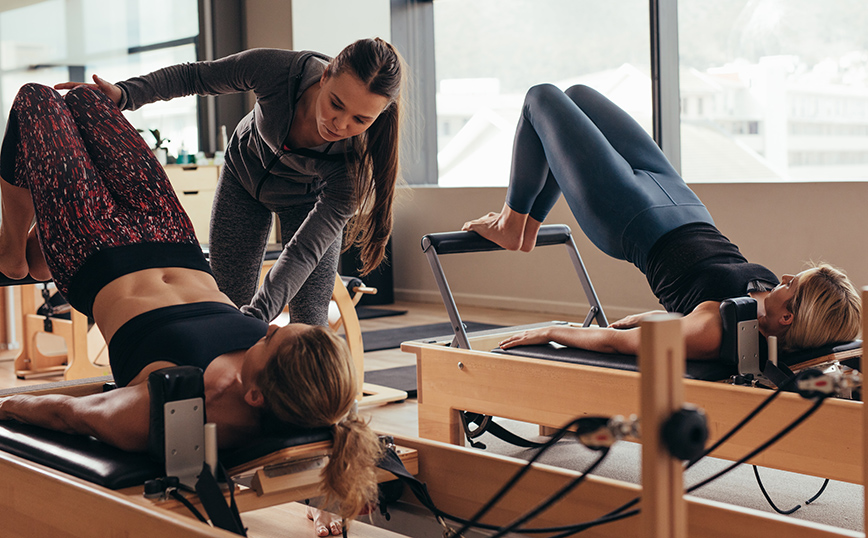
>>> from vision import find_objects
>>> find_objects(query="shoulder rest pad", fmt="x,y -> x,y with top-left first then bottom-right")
0,419 -> 332,490
719,297 -> 758,366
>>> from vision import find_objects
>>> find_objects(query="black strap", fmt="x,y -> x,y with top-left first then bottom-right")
194,462 -> 247,536
376,448 -> 440,515
762,361 -> 797,390
462,412 -> 545,449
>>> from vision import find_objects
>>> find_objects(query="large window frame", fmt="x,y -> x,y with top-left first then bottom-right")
389,0 -> 682,185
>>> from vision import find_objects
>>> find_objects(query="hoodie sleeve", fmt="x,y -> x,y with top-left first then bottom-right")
116,48 -> 298,111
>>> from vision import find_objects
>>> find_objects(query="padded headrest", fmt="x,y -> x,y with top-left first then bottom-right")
779,339 -> 862,370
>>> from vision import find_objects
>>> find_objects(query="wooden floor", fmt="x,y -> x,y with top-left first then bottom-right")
354,301 -> 556,438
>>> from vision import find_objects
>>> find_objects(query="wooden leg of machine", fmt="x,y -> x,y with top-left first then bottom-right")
62,309 -> 109,380
14,284 -> 109,380
330,273 -> 407,406
640,314 -> 687,538
15,285 -> 65,377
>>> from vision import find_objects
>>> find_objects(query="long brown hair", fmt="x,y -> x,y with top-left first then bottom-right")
256,326 -> 382,519
328,37 -> 405,275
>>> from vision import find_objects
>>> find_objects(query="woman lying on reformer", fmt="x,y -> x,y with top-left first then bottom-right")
0,83 -> 376,536
463,83 -> 861,360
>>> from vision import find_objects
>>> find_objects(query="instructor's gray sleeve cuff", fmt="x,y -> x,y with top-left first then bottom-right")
117,85 -> 129,110
240,304 -> 267,321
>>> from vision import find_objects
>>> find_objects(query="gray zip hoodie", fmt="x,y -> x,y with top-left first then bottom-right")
116,48 -> 357,321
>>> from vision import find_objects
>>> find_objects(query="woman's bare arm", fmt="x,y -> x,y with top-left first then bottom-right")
499,301 -> 723,360
609,310 -> 669,329
0,384 -> 151,452
499,325 -> 642,355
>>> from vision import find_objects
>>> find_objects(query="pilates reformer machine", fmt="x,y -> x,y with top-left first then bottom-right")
1,310 -> 865,538
405,225 -> 864,486
0,363 -> 419,537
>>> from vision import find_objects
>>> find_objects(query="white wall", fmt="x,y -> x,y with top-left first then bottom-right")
290,0 -> 391,54
392,183 -> 868,323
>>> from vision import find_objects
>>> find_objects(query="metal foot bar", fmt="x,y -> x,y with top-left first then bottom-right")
420,224 -> 608,349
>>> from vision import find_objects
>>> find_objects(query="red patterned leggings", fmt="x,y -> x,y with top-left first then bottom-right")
1,83 -> 200,305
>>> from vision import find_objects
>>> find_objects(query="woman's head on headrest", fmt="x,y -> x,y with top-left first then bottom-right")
254,324 -> 358,428
782,263 -> 861,351
251,323 -> 381,520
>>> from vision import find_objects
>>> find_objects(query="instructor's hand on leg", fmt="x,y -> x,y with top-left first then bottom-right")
54,75 -> 123,106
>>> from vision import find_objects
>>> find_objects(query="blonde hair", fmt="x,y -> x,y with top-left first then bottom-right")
781,263 -> 861,351
328,37 -> 406,275
256,326 -> 382,519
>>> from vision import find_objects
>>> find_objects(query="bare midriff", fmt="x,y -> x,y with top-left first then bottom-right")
92,267 -> 236,344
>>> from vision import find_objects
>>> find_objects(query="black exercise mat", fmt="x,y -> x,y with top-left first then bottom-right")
355,306 -> 407,320
362,321 -> 504,352
366,365 -> 418,398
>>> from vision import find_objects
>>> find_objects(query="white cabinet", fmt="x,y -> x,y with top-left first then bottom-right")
164,164 -> 279,245
164,165 -> 219,243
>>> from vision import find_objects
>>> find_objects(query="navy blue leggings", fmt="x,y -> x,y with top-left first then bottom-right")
506,84 -> 714,273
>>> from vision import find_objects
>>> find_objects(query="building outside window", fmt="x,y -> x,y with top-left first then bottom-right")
678,0 -> 868,182
432,0 -> 868,186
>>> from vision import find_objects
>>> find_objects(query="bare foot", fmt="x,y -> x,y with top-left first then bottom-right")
462,203 -> 528,251
520,216 -> 543,253
25,228 -> 51,281
307,505 -> 343,537
0,228 -> 30,279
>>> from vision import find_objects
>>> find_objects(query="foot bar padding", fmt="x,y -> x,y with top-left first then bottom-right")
421,224 -> 572,255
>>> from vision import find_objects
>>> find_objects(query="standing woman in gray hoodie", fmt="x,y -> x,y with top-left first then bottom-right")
56,38 -> 404,327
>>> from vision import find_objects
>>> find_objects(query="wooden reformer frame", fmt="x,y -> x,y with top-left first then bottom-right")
406,226 -> 864,485
13,282 -> 109,380
2,315 -> 864,538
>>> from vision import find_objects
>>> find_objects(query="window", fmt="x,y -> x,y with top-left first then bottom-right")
433,0 -> 650,187
0,0 -> 199,158
678,0 -> 868,182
